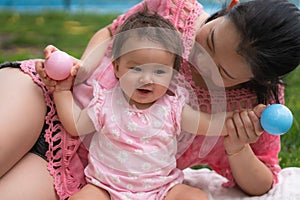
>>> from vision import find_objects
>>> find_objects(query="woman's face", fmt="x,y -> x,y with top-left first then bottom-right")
194,16 -> 253,88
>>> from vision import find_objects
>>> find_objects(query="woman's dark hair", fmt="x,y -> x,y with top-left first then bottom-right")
111,9 -> 183,71
207,0 -> 300,104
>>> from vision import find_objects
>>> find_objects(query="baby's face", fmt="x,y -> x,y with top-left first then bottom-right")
114,46 -> 175,109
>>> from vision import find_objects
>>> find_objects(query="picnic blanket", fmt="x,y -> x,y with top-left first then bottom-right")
183,167 -> 300,200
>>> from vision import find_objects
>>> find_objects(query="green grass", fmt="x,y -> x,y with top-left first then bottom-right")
0,11 -> 118,61
0,11 -> 299,168
279,67 -> 300,168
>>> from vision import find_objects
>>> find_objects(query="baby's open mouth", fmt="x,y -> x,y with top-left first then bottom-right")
137,88 -> 151,94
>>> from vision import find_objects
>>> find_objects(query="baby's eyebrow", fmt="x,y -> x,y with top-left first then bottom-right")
126,60 -> 141,65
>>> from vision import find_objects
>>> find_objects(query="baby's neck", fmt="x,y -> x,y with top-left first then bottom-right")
122,92 -> 156,110
130,101 -> 155,110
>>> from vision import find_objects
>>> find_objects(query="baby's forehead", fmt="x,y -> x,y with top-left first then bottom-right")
115,27 -> 181,52
120,38 -> 166,54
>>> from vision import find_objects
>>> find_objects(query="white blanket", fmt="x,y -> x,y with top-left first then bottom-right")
183,167 -> 300,200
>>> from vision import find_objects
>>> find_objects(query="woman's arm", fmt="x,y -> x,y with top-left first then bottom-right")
226,143 -> 273,195
224,106 -> 273,195
182,103 -> 273,195
81,25 -> 112,60
75,26 -> 112,84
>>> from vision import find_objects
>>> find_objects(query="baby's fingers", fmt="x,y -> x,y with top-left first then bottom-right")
44,45 -> 59,59
35,60 -> 47,78
43,77 -> 57,88
70,63 -> 81,76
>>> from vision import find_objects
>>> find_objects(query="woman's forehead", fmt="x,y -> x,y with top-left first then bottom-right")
214,18 -> 253,80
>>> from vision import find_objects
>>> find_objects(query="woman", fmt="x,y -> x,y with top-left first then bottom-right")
0,0 -> 299,199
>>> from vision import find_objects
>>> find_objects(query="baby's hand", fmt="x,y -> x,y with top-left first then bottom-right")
70,62 -> 81,77
35,45 -> 62,92
35,59 -> 57,92
36,45 -> 79,92
53,75 -> 75,92
43,44 -> 59,59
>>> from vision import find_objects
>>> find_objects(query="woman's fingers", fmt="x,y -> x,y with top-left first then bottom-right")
248,110 -> 264,137
226,117 -> 239,140
233,111 -> 250,142
224,118 -> 245,153
229,110 -> 263,143
224,106 -> 266,153
253,104 -> 266,117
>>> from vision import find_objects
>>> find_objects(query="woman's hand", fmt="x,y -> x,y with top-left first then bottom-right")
223,104 -> 266,154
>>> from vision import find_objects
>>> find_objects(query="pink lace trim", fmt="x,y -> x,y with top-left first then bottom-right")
20,60 -> 86,200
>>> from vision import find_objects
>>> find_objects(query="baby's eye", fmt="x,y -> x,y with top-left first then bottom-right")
131,66 -> 142,72
154,69 -> 166,74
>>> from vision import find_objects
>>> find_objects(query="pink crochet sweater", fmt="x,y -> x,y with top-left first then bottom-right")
20,0 -> 281,199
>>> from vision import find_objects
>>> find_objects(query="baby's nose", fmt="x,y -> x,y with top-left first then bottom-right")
139,73 -> 153,84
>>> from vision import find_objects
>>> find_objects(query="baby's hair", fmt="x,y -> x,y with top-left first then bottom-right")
207,0 -> 300,104
111,9 -> 183,71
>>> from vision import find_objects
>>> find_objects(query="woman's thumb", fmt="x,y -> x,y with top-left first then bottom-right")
253,104 -> 267,117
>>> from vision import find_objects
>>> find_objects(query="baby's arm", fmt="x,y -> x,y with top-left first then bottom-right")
40,65 -> 96,136
53,90 -> 95,137
181,104 -> 231,136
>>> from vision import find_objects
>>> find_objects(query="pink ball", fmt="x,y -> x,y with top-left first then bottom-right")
44,51 -> 73,80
